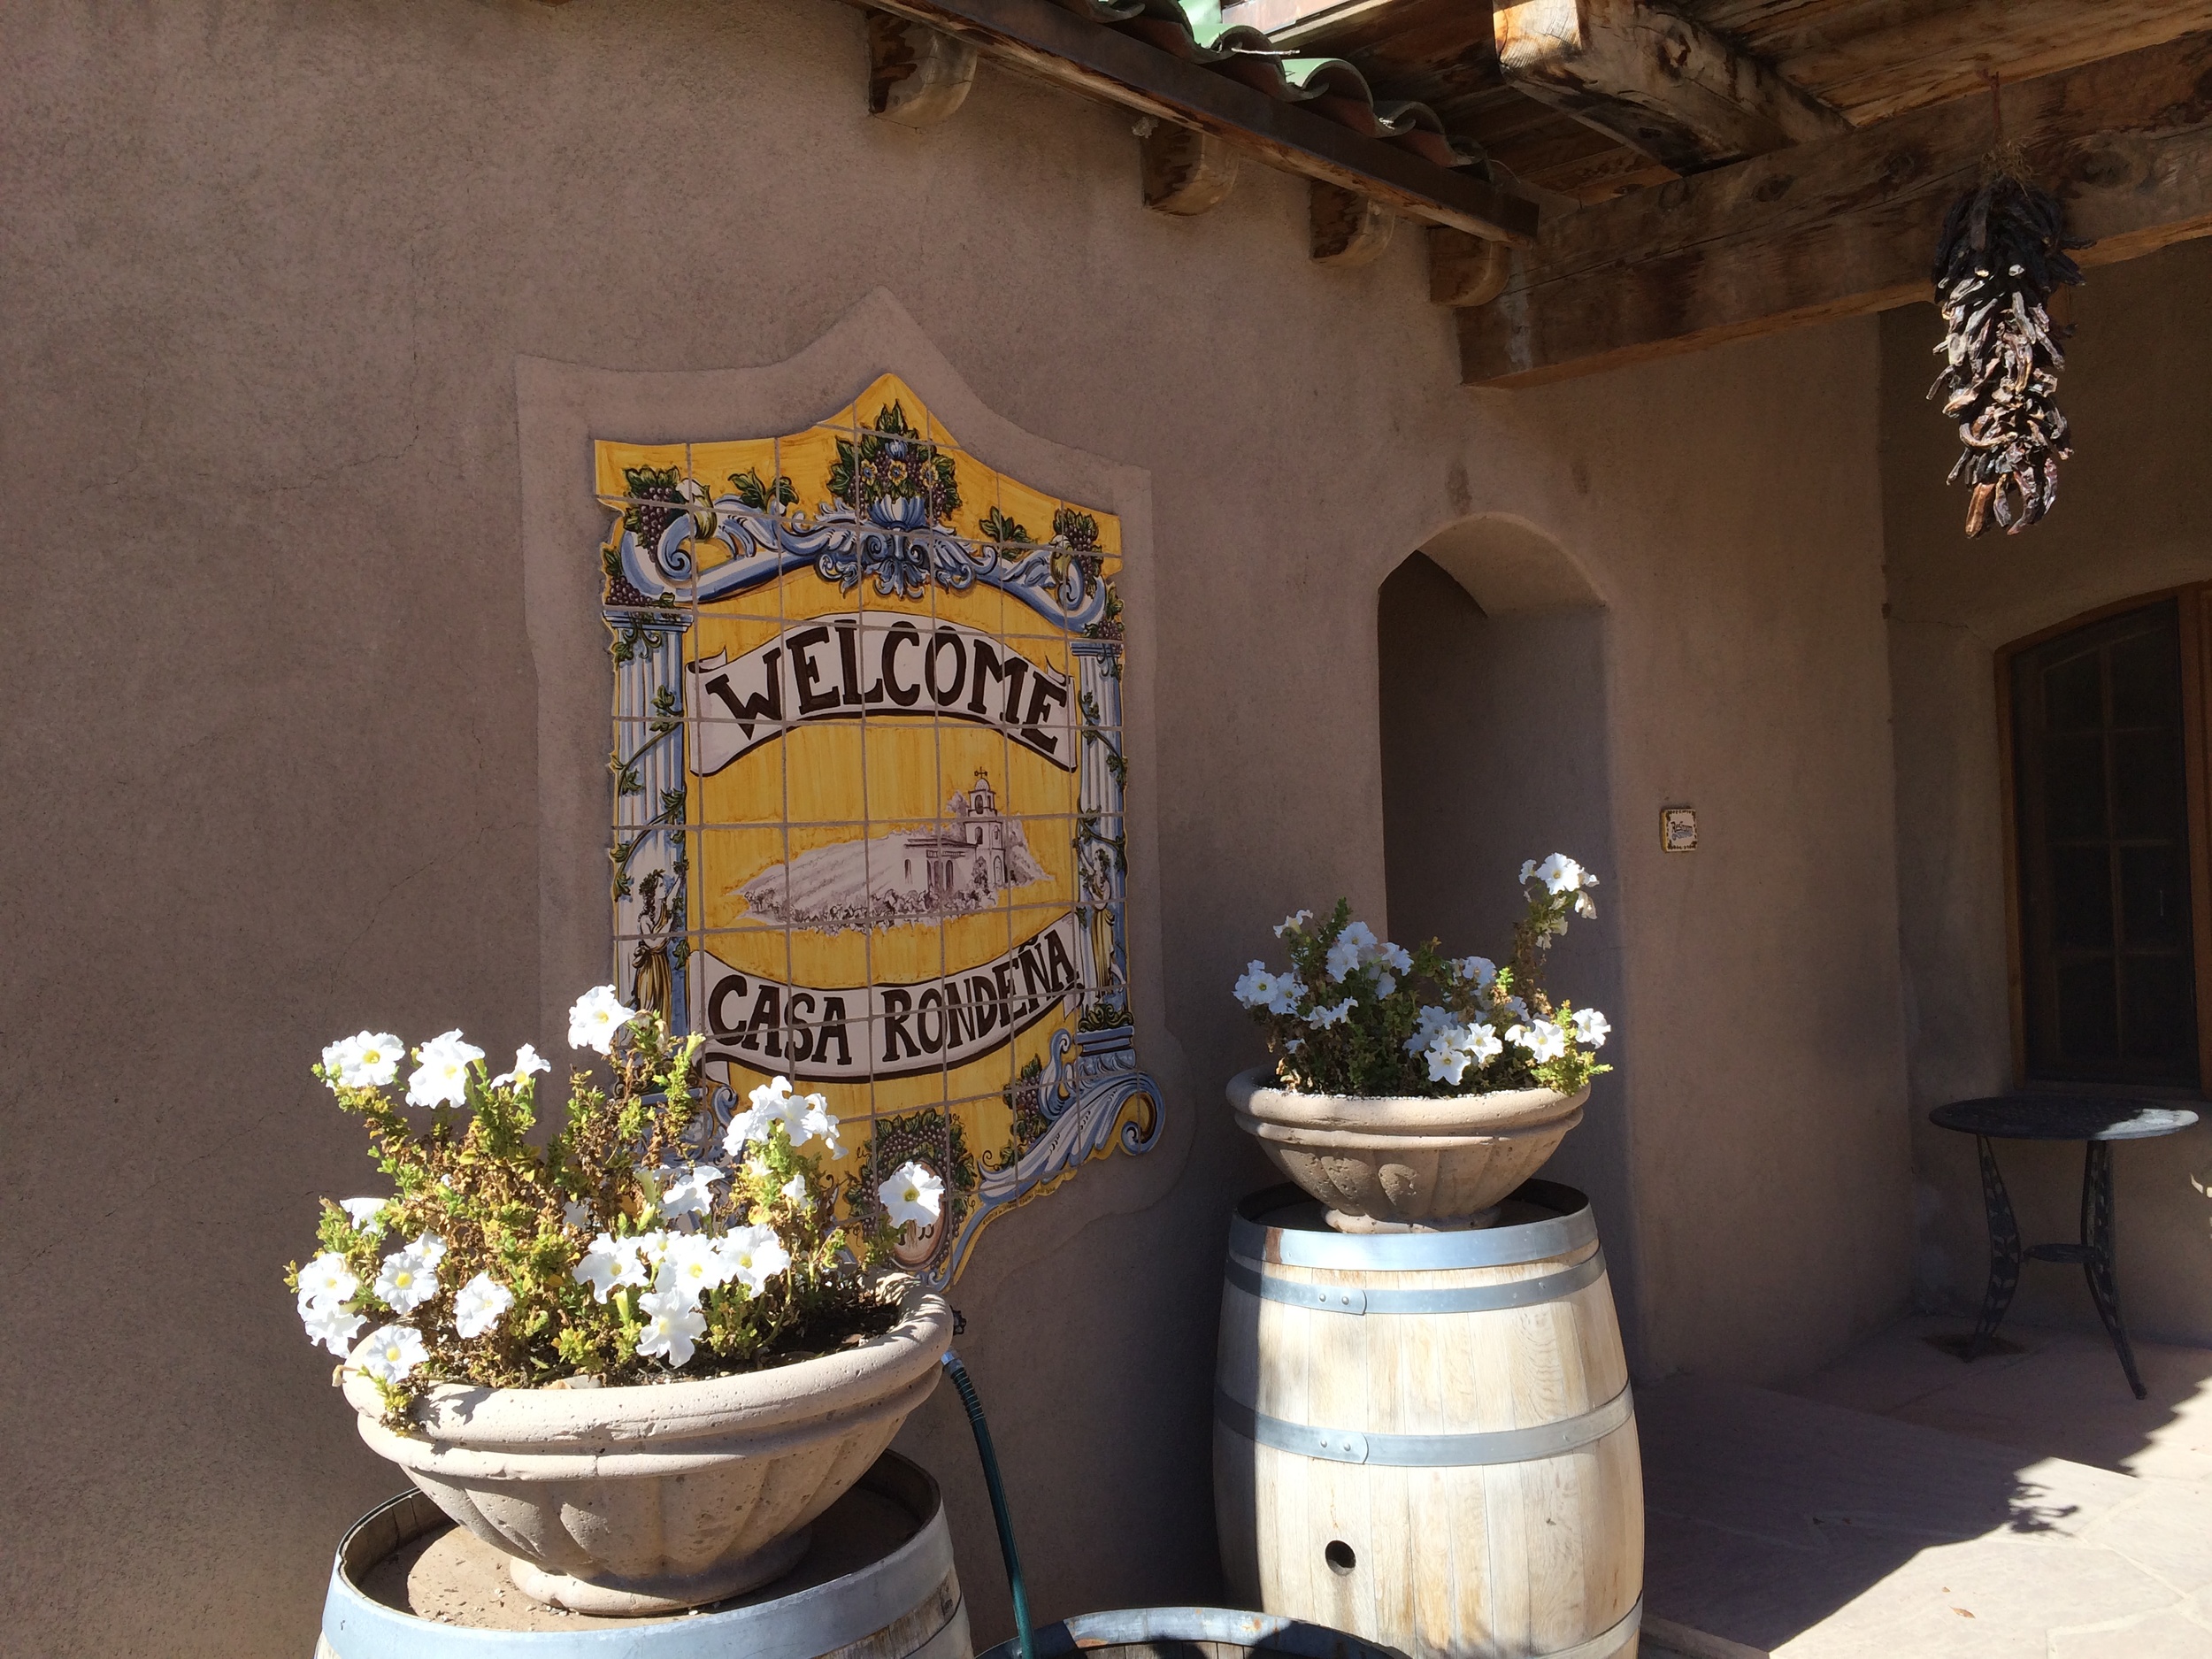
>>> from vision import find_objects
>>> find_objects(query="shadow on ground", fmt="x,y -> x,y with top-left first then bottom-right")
1640,1320 -> 2212,1655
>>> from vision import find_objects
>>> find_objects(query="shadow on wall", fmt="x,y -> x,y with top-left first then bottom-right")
1376,515 -> 1641,1372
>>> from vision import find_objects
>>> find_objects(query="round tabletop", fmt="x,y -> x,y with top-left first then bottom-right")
1930,1094 -> 2201,1141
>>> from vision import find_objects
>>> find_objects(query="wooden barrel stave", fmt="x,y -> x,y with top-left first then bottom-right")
1217,1183 -> 1643,1659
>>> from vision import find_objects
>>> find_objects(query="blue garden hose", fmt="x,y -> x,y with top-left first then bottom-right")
940,1348 -> 1036,1659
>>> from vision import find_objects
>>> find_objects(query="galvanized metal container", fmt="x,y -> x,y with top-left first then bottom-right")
1216,1181 -> 1644,1659
316,1448 -> 969,1659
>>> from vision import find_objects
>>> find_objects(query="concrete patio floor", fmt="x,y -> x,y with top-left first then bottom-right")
1636,1317 -> 2212,1657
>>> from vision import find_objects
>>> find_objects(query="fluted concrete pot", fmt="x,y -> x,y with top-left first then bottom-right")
1228,1067 -> 1588,1232
343,1294 -> 953,1616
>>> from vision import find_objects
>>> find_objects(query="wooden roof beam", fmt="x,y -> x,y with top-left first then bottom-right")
1495,0 -> 1848,174
854,0 -> 1539,242
1460,28 -> 2212,388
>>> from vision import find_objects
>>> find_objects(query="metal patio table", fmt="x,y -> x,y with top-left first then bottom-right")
1931,1093 -> 2200,1398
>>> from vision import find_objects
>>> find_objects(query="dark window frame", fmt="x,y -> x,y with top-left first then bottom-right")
1998,585 -> 2212,1095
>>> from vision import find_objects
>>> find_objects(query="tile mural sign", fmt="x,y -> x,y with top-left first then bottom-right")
595,375 -> 1159,1285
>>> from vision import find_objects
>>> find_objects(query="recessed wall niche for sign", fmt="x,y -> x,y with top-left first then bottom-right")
595,374 -> 1159,1285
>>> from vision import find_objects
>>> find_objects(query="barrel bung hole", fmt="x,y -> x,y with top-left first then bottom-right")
1325,1540 -> 1356,1576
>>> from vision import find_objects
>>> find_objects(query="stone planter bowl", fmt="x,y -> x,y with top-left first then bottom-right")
1228,1067 -> 1588,1231
343,1294 -> 954,1615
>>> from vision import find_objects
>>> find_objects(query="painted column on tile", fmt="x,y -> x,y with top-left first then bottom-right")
596,375 -> 1159,1284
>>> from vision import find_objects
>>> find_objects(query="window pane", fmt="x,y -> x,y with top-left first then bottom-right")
2012,597 -> 2198,1087
2124,956 -> 2196,1066
2045,652 -> 2103,731
2044,733 -> 2107,839
2112,728 -> 2184,837
2050,846 -> 2114,949
2108,626 -> 2180,728
2055,957 -> 2121,1064
2120,844 -> 2190,949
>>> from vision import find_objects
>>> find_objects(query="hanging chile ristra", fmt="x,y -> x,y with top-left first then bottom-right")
1928,156 -> 2085,537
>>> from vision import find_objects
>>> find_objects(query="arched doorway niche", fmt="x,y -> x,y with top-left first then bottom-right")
1377,514 -> 1642,1369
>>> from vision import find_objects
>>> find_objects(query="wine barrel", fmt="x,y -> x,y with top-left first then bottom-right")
1216,1181 -> 1643,1659
317,1449 -> 968,1659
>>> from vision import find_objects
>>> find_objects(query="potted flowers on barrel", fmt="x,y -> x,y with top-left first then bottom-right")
1228,856 -> 1610,1233
287,987 -> 954,1616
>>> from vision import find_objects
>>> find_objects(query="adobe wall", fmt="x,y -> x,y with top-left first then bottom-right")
2,1 -> 1909,1653
1883,240 -> 2212,1346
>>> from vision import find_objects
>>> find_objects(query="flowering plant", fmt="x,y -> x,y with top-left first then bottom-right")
1233,855 -> 1612,1098
287,987 -> 946,1419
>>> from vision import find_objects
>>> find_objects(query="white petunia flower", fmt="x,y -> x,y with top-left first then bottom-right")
296,1252 -> 359,1310
1497,995 -> 1530,1023
338,1197 -> 388,1233
1325,921 -> 1378,982
879,1162 -> 945,1228
1509,1019 -> 1570,1062
781,1172 -> 811,1210
373,1237 -> 443,1315
1571,1008 -> 1610,1048
1425,1032 -> 1477,1086
490,1044 -> 551,1089
724,1075 -> 797,1154
1575,890 -> 1599,919
1378,942 -> 1413,974
571,1232 -> 649,1302
1520,858 -> 1540,884
567,985 -> 638,1055
1233,962 -> 1282,1010
1374,974 -> 1398,999
406,1031 -> 484,1109
717,1224 -> 792,1294
657,1164 -> 725,1221
1423,1020 -> 1505,1085
452,1271 -> 513,1339
1531,854 -> 1593,895
355,1324 -> 429,1384
636,1288 -> 708,1367
1454,956 -> 1497,991
721,1106 -> 767,1157
657,1233 -> 735,1300
1263,978 -> 1302,1016
322,1032 -> 404,1091
1307,997 -> 1357,1030
1272,910 -> 1312,938
302,1297 -> 366,1356
789,1094 -> 841,1154
562,1199 -> 593,1230
1405,1004 -> 1457,1056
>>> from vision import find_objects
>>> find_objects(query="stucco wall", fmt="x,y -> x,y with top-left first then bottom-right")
1441,340 -> 1916,1384
1883,241 -> 2212,1344
4,2 -> 1909,1654
1378,550 -> 1640,1365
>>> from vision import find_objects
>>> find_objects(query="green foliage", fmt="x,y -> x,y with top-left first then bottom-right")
1235,861 -> 1613,1100
727,467 -> 797,511
297,1015 -> 900,1418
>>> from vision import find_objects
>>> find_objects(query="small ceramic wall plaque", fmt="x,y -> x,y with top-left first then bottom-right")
1661,807 -> 1698,852
595,375 -> 1159,1284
